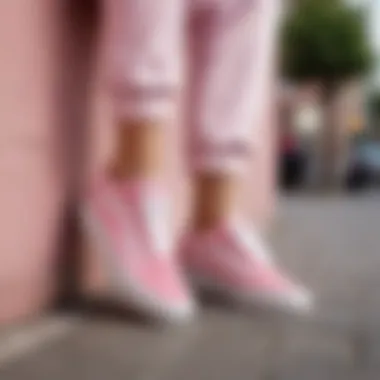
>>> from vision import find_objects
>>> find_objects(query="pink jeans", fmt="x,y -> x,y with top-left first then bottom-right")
101,0 -> 281,175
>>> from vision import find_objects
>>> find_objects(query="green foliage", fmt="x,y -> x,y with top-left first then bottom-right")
282,0 -> 373,84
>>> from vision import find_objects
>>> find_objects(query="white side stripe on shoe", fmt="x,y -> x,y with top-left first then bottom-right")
141,190 -> 173,256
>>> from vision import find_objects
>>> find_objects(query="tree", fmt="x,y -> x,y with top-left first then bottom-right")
281,0 -> 373,188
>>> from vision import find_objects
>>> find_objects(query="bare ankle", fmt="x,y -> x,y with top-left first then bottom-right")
192,173 -> 240,231
109,120 -> 165,180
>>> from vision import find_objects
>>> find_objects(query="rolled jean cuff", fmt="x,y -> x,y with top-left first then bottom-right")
111,95 -> 176,122
191,154 -> 251,176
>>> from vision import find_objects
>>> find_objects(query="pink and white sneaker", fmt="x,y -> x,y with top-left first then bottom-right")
82,178 -> 195,323
181,218 -> 313,314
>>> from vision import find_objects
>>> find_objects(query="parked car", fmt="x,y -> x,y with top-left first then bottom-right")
279,134 -> 308,190
345,142 -> 380,191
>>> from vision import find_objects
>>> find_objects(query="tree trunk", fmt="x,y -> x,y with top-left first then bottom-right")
319,83 -> 341,191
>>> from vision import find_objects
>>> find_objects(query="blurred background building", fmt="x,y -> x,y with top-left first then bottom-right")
279,0 -> 380,191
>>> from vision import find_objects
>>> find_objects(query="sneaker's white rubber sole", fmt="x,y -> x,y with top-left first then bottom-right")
81,207 -> 195,324
189,271 -> 313,316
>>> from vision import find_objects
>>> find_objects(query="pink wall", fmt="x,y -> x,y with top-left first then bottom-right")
0,0 -> 63,324
0,1 -> 277,318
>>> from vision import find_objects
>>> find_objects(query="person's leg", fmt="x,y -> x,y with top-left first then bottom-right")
110,121 -> 165,180
102,0 -> 183,180
182,0 -> 313,312
84,0 -> 194,322
187,0 -> 280,227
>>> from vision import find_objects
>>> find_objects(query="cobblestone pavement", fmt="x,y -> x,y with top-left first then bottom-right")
1,195 -> 380,380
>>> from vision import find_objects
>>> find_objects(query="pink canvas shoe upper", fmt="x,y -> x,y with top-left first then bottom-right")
181,218 -> 312,312
85,178 -> 194,320
87,178 -> 133,268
